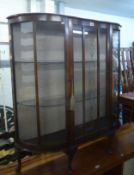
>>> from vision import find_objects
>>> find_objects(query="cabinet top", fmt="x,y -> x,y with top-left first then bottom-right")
7,13 -> 120,27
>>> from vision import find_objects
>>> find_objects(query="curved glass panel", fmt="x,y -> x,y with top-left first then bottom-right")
13,22 -> 37,140
36,21 -> 66,144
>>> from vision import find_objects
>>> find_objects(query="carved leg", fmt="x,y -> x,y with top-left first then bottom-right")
16,146 -> 22,172
65,146 -> 77,173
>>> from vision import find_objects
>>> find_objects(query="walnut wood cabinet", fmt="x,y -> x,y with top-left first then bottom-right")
7,13 -> 120,171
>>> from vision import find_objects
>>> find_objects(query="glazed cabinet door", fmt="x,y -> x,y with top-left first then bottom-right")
98,24 -> 109,128
112,28 -> 120,122
12,20 -> 67,148
72,21 -> 109,141
36,21 -> 66,147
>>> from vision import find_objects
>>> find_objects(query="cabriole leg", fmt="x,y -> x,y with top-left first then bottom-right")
16,146 -> 22,172
65,146 -> 77,173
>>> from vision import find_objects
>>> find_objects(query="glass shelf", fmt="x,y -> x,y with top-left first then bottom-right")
14,59 -> 106,64
16,89 -> 106,109
15,60 -> 65,64
17,97 -> 65,108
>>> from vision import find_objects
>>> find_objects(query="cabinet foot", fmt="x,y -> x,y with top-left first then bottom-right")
15,146 -> 22,172
16,158 -> 21,172
65,146 -> 77,173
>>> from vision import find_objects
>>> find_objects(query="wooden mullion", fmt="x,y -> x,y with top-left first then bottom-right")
97,24 -> 100,120
9,24 -> 19,140
108,24 -> 113,124
82,26 -> 86,134
106,25 -> 110,118
64,18 -> 74,145
33,21 -> 41,143
117,31 -> 121,125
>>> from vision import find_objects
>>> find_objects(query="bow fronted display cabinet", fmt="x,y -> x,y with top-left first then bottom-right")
8,13 -> 120,171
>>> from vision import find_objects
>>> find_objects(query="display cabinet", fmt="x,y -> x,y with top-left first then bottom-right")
7,13 -> 120,171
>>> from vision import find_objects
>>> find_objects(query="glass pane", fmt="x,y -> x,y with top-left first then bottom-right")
13,22 -> 37,140
38,63 -> 65,135
13,22 -> 34,62
36,22 -> 66,139
73,26 -> 83,134
85,28 -> 97,123
15,63 -> 37,140
99,28 -> 107,118
15,63 -> 36,103
17,104 -> 37,140
112,30 -> 119,116
36,22 -> 64,62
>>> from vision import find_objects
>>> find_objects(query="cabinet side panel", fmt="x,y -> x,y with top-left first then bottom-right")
12,22 -> 38,140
